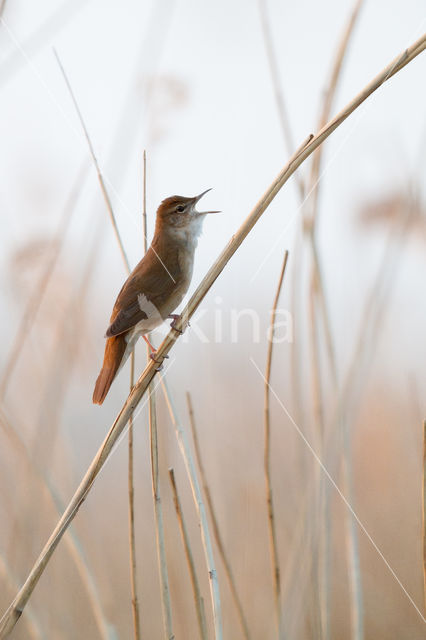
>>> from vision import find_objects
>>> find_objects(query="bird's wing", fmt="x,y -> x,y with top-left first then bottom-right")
105,248 -> 181,337
105,297 -> 149,337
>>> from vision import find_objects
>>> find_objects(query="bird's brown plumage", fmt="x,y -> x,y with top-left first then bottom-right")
93,192 -> 212,405
92,335 -> 127,405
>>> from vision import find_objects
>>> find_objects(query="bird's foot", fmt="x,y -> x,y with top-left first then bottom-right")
168,314 -> 189,334
149,350 -> 169,371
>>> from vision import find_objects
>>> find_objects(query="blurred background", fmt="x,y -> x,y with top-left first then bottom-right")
0,0 -> 425,638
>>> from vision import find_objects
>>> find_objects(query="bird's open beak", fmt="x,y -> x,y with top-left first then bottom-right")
193,188 -> 221,214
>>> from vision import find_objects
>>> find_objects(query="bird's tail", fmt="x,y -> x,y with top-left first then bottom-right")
93,335 -> 127,405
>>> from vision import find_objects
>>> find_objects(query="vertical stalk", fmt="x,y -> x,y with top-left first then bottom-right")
264,251 -> 289,634
150,388 -> 174,638
162,383 -> 223,639
127,151 -> 148,640
186,392 -> 248,638
168,468 -> 208,640
128,349 -> 141,640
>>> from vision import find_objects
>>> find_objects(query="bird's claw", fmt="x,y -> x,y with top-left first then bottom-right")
168,313 -> 189,334
149,351 -> 169,371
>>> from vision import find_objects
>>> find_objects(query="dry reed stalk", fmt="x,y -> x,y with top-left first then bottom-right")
1,34 -> 425,637
168,468 -> 208,640
127,152 -> 148,640
186,392 -> 250,639
53,49 -> 130,273
0,407 -> 115,639
140,154 -> 174,640
149,387 -> 174,639
308,273 -> 330,640
263,250 -> 289,632
257,0 -> 304,199
128,351 -> 141,640
0,557 -> 42,640
0,163 -> 87,401
257,0 -> 307,447
161,380 -> 222,639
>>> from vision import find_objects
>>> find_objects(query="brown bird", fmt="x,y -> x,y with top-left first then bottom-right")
93,189 -> 219,404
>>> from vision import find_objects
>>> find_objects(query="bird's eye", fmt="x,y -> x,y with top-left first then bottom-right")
176,205 -> 185,213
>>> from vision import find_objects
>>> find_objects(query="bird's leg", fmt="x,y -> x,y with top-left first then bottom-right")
167,313 -> 189,334
142,334 -> 168,371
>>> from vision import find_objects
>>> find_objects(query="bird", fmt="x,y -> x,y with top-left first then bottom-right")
93,189 -> 219,404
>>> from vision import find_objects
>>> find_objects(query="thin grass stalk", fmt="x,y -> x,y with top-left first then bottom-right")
149,387 -> 174,639
186,392 -> 250,639
264,250 -> 289,633
127,152 -> 149,640
341,443 -> 363,640
0,558 -> 42,640
0,163 -> 87,400
140,154 -> 174,639
257,0 -> 304,199
307,0 -> 365,240
128,351 -> 141,640
53,49 -> 130,273
161,381 -> 222,639
257,0 -> 307,452
1,34 -> 424,635
168,468 -> 208,640
308,273 -> 329,640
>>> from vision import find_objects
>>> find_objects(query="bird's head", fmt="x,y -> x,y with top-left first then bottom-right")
156,189 -> 220,229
